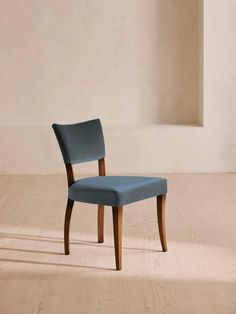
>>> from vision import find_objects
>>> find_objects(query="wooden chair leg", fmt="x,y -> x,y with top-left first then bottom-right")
112,206 -> 123,270
157,194 -> 167,252
97,204 -> 105,243
64,198 -> 74,255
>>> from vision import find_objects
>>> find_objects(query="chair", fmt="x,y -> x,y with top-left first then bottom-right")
52,119 -> 168,270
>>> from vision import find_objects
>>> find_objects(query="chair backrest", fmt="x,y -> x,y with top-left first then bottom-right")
52,119 -> 105,164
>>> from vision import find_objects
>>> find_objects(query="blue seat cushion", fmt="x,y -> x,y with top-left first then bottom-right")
69,176 -> 167,206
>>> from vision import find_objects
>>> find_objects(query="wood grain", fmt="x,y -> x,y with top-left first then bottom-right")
157,194 -> 167,252
65,164 -> 75,187
98,158 -> 106,176
0,174 -> 235,314
64,198 -> 74,255
97,204 -> 105,243
112,206 -> 123,270
97,158 -> 106,243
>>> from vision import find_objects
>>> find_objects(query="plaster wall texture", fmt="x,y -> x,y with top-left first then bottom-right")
0,0 -> 235,174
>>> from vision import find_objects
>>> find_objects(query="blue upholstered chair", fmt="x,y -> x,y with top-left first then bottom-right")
52,119 -> 168,270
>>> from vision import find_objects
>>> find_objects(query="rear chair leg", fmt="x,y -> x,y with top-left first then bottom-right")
64,198 -> 74,255
97,205 -> 105,243
157,195 -> 167,252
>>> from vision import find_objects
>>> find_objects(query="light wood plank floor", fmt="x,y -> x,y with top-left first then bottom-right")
0,174 -> 235,314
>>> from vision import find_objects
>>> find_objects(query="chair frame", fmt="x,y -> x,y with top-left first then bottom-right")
64,158 -> 167,271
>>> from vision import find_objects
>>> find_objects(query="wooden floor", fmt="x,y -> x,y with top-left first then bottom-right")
0,174 -> 235,314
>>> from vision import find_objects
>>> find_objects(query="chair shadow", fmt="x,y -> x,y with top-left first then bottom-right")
0,247 -> 64,256
0,232 -> 161,253
0,257 -> 114,271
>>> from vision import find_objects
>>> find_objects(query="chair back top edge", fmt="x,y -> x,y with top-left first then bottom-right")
52,118 -> 105,164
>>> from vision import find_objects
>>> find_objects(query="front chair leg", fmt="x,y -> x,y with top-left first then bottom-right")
97,204 -> 105,243
64,198 -> 74,255
157,194 -> 167,252
112,206 -> 123,270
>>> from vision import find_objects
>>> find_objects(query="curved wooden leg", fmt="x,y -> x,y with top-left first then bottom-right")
64,198 -> 74,255
112,206 -> 123,270
157,195 -> 167,252
97,205 -> 105,243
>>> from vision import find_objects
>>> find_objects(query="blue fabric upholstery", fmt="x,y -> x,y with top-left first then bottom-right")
69,176 -> 167,206
52,119 -> 105,164
52,119 -> 168,207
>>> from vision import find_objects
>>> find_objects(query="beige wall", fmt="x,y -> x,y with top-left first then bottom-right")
0,0 -> 236,174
